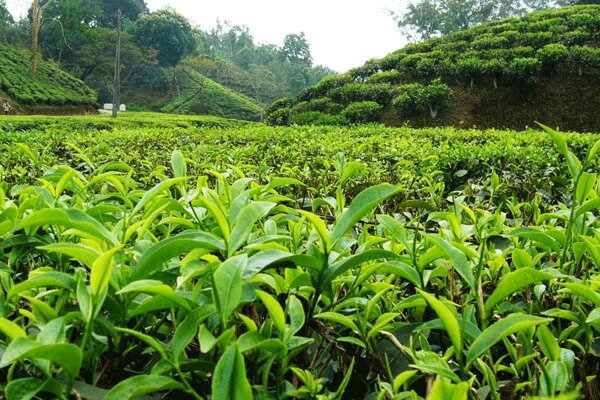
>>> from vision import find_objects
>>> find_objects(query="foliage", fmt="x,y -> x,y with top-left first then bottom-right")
160,67 -> 264,121
390,0 -> 591,40
341,101 -> 383,123
392,79 -> 451,118
269,5 -> 600,126
290,111 -> 347,126
0,45 -> 96,106
135,9 -> 196,67
0,118 -> 599,399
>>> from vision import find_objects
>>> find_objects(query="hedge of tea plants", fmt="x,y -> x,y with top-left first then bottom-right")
0,46 -> 97,106
267,5 -> 600,127
0,118 -> 599,399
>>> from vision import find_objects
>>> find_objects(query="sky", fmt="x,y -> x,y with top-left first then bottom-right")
5,0 -> 409,72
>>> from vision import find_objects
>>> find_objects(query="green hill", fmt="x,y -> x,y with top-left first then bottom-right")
0,45 -> 97,108
161,66 -> 264,121
268,5 -> 600,131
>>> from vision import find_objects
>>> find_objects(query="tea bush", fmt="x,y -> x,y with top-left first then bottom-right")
0,119 -> 598,399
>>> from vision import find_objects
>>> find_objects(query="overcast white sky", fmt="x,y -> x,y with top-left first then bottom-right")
5,0 -> 409,72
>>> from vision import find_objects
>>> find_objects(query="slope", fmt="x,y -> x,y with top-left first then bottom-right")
161,66 -> 264,121
268,5 -> 600,131
0,45 -> 97,109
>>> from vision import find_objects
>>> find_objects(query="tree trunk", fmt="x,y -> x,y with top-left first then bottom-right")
493,77 -> 498,89
429,105 -> 438,119
31,0 -> 40,73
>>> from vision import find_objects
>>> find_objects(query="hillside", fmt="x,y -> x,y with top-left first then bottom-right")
267,5 -> 600,131
0,45 -> 97,112
161,66 -> 264,121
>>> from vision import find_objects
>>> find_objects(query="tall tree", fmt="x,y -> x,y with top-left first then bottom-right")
390,0 -> 592,40
0,0 -> 12,42
31,0 -> 55,73
135,9 -> 195,67
281,33 -> 312,66
90,0 -> 148,27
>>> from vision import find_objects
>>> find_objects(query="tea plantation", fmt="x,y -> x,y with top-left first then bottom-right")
0,114 -> 599,399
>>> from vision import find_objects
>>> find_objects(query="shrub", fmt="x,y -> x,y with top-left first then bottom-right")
265,107 -> 291,126
330,83 -> 392,105
290,111 -> 347,126
537,43 -> 569,69
266,97 -> 294,114
392,79 -> 451,118
509,57 -> 541,83
367,70 -> 402,84
342,101 -> 382,124
291,97 -> 342,115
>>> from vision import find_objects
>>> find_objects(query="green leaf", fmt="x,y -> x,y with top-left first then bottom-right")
0,338 -> 82,377
427,378 -> 469,400
508,228 -> 560,252
90,246 -> 123,300
322,249 -> 400,292
466,314 -> 552,366
7,272 -> 76,301
485,268 -> 557,315
313,312 -> 359,333
171,150 -> 187,179
214,255 -> 246,325
129,177 -> 186,218
117,280 -> 192,312
331,183 -> 401,248
559,282 -> 600,308
0,318 -> 27,340
576,198 -> 600,219
104,375 -> 184,400
172,307 -> 215,363
297,210 -> 331,250
38,243 -> 100,268
537,324 -> 561,361
131,231 -> 224,281
427,235 -> 475,291
5,378 -> 54,400
417,289 -> 463,363
538,123 -> 581,179
76,278 -> 92,323
14,208 -> 118,246
576,172 -> 597,203
229,201 -> 275,256
115,328 -> 168,359
212,343 -> 253,400
256,290 -> 286,335
288,295 -> 305,336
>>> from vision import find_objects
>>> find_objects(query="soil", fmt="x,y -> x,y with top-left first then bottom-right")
381,69 -> 600,132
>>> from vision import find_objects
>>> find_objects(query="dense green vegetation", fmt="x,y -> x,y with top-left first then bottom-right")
160,66 -> 264,121
0,45 -> 96,106
268,5 -> 600,130
0,114 -> 599,399
0,1 -> 333,118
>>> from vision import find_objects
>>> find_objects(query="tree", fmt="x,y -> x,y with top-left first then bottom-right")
0,0 -> 12,42
282,33 -> 312,66
31,0 -> 55,73
390,0 -> 590,40
135,9 -> 195,67
90,0 -> 148,27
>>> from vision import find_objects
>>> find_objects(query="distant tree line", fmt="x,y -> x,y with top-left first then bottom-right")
0,0 -> 334,107
390,0 -> 600,40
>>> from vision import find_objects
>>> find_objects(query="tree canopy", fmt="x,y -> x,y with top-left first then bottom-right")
391,0 -> 598,40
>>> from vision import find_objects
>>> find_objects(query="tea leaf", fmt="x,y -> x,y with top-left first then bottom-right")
466,314 -> 552,366
104,375 -> 184,400
214,255 -> 246,325
418,289 -> 463,363
131,231 -> 224,281
212,343 -> 253,400
229,201 -> 276,256
428,377 -> 469,400
485,268 -> 557,314
90,246 -> 123,300
0,338 -> 82,377
331,183 -> 401,248
256,290 -> 286,335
